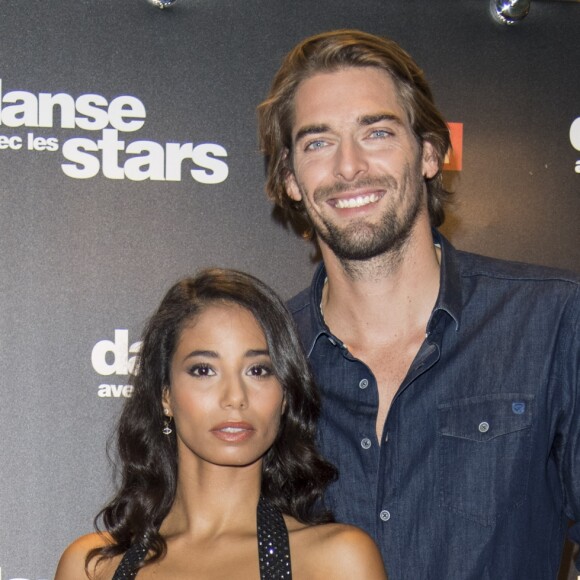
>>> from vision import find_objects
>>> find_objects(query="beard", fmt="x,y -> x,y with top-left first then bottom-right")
304,164 -> 424,262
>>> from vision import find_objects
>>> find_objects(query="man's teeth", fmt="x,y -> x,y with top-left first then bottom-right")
335,193 -> 380,209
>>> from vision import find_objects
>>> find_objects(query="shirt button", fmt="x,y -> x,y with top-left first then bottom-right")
361,438 -> 372,449
478,421 -> 490,433
358,378 -> 369,389
379,510 -> 391,522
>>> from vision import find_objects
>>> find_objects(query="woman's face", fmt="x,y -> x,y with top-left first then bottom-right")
163,302 -> 285,469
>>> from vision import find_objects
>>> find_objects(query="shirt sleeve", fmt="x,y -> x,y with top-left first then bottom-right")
563,285 -> 580,570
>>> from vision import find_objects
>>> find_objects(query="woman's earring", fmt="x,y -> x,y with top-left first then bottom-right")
162,408 -> 173,435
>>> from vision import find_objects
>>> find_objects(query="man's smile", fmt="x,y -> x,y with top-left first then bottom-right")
332,192 -> 383,209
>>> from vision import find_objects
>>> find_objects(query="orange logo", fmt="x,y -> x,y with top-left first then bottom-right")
444,122 -> 463,171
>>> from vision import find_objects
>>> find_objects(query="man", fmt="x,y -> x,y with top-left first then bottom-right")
258,30 -> 580,579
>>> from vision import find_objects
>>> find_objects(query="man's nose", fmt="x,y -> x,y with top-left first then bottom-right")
334,138 -> 368,181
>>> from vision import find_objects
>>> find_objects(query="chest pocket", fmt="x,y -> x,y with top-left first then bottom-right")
437,393 -> 534,527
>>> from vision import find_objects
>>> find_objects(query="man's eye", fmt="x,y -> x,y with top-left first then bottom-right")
305,139 -> 326,151
370,129 -> 391,138
189,364 -> 215,377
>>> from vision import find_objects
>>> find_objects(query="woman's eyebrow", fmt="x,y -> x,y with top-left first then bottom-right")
183,350 -> 219,360
245,349 -> 270,358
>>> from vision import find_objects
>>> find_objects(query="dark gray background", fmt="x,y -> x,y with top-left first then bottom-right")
0,1 -> 578,578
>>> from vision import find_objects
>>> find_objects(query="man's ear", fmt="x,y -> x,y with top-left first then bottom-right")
285,170 -> 303,202
283,147 -> 302,202
422,141 -> 440,179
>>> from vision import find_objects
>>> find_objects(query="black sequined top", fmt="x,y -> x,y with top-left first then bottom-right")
112,496 -> 292,579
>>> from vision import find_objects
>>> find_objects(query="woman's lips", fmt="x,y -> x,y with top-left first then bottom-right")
210,422 -> 255,442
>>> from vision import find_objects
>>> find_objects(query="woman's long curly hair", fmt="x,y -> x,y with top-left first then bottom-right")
87,268 -> 337,571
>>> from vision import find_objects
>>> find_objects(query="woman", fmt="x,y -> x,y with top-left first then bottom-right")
56,269 -> 386,579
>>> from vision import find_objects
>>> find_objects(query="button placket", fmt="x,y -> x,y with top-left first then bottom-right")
379,510 -> 391,522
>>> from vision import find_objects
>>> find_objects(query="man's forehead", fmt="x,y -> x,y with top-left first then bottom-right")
291,67 -> 407,137
294,66 -> 396,98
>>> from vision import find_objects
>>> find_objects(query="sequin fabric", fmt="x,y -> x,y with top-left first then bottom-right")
112,542 -> 148,580
257,496 -> 292,579
111,496 -> 292,579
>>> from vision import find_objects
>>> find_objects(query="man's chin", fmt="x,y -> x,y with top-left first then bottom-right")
325,236 -> 395,261
319,221 -> 414,262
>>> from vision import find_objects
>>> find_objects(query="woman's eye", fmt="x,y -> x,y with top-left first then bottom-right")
189,364 -> 215,377
247,364 -> 273,378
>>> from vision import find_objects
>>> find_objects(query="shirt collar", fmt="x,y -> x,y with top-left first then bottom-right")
303,229 -> 463,354
430,230 -> 462,332
303,263 -> 335,356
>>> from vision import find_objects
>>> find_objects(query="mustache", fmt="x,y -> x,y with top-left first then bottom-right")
312,176 -> 398,203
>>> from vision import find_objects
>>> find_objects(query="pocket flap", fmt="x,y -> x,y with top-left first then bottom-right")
438,393 -> 534,442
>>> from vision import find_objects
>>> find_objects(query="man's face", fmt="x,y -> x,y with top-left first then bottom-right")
285,66 -> 438,261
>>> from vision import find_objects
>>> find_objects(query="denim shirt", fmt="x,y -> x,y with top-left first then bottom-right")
288,232 -> 580,580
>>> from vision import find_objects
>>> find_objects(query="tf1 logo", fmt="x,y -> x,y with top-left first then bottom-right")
570,116 -> 580,174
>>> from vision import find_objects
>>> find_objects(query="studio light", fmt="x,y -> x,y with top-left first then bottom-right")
149,0 -> 177,8
490,0 -> 531,24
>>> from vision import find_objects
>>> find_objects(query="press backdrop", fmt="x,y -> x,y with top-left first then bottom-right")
0,1 -> 578,578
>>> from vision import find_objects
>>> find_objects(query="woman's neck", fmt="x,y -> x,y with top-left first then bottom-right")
160,458 -> 263,540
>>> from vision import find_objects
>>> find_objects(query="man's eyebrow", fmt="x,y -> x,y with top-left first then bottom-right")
294,124 -> 330,144
293,114 -> 404,144
359,113 -> 403,126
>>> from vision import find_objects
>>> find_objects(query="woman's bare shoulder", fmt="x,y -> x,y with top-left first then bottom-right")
55,532 -> 119,580
287,519 -> 387,579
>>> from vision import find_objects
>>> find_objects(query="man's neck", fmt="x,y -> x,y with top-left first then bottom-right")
320,224 -> 441,349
